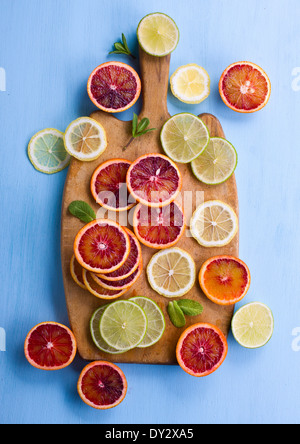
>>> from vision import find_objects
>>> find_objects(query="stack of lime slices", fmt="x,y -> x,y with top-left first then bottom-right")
90,298 -> 166,354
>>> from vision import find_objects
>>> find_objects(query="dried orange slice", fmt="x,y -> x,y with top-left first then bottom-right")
74,219 -> 130,274
70,254 -> 86,289
82,269 -> 128,300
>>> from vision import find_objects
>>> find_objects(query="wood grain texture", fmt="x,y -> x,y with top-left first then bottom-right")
61,47 -> 239,364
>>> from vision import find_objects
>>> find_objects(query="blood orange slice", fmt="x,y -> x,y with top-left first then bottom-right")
97,228 -> 142,281
127,153 -> 182,208
90,159 -> 134,212
74,219 -> 130,274
24,322 -> 77,370
176,323 -> 228,377
82,269 -> 128,300
199,255 -> 251,306
87,62 -> 141,113
77,361 -> 127,409
219,62 -> 271,113
92,262 -> 142,290
133,201 -> 185,249
70,254 -> 86,289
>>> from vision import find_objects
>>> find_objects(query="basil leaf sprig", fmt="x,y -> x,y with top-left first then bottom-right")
109,34 -> 136,59
68,201 -> 96,223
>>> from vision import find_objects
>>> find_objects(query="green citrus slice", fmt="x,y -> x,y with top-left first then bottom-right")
191,137 -> 238,185
28,129 -> 71,174
137,13 -> 179,57
130,297 -> 165,348
231,302 -> 274,349
160,113 -> 210,163
99,300 -> 148,351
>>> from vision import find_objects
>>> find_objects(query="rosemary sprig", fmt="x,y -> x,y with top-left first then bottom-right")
109,33 -> 136,59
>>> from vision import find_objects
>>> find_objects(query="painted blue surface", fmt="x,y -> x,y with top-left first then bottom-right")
1,0 -> 300,424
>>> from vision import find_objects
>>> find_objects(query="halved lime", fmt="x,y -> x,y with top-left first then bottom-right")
100,300 -> 148,351
160,113 -> 210,163
231,302 -> 274,349
191,137 -> 238,185
137,13 -> 179,57
130,297 -> 165,348
90,306 -> 129,355
28,129 -> 71,174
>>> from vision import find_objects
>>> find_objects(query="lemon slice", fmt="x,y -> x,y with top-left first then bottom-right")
147,247 -> 196,298
191,137 -> 238,185
137,13 -> 179,57
190,200 -> 238,247
64,117 -> 107,161
28,129 -> 71,174
160,113 -> 210,163
170,64 -> 210,104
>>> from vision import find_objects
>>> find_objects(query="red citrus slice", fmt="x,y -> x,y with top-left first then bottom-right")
70,254 -> 86,289
92,262 -> 142,290
74,219 -> 130,274
97,228 -> 142,281
176,323 -> 228,377
91,159 -> 134,212
199,255 -> 251,306
24,322 -> 77,370
219,62 -> 271,113
82,269 -> 128,300
78,361 -> 127,409
133,201 -> 185,249
126,153 -> 182,208
87,62 -> 141,113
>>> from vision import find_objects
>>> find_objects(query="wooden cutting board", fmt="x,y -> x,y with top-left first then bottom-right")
61,48 -> 239,364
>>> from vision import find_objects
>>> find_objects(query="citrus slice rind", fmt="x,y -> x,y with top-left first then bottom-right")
190,200 -> 238,248
170,64 -> 210,104
64,117 -> 107,161
160,113 -> 210,164
137,12 -> 179,57
231,302 -> 274,349
70,254 -> 86,290
82,269 -> 127,300
191,137 -> 238,185
147,247 -> 196,298
91,262 -> 142,291
28,128 -> 71,174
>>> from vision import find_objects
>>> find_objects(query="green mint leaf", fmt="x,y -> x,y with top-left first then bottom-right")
177,299 -> 204,317
132,113 -> 138,137
68,201 -> 96,223
137,118 -> 150,133
109,34 -> 136,59
114,42 -> 126,52
168,301 -> 186,328
122,33 -> 130,53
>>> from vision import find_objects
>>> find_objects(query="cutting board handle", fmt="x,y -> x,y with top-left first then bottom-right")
139,47 -> 170,122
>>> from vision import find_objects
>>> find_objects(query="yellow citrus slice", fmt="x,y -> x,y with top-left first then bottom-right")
170,64 -> 210,104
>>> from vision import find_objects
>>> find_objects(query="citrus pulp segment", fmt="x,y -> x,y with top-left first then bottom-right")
133,201 -> 185,249
191,137 -> 238,185
64,117 -> 107,161
74,219 -> 130,274
100,300 -> 148,350
130,297 -> 166,348
70,254 -> 86,289
147,247 -> 196,298
160,113 -> 210,163
137,13 -> 179,57
170,64 -> 210,104
90,159 -> 134,211
82,269 -> 128,300
190,200 -> 238,247
219,61 -> 271,113
92,262 -> 142,291
126,153 -> 182,208
77,361 -> 127,409
199,256 -> 251,306
28,129 -> 70,174
231,302 -> 274,349
24,322 -> 77,370
87,61 -> 141,113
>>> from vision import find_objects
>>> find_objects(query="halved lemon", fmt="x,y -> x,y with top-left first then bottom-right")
64,117 -> 107,161
170,64 -> 210,104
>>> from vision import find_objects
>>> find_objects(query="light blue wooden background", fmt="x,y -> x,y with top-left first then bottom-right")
1,0 -> 300,424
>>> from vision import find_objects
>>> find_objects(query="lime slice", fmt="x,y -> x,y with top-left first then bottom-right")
160,113 -> 210,163
231,302 -> 274,349
137,13 -> 179,57
28,129 -> 71,174
64,117 -> 107,161
100,300 -> 148,351
130,297 -> 165,348
90,306 -> 129,355
191,137 -> 238,185
170,64 -> 210,104
190,200 -> 238,248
